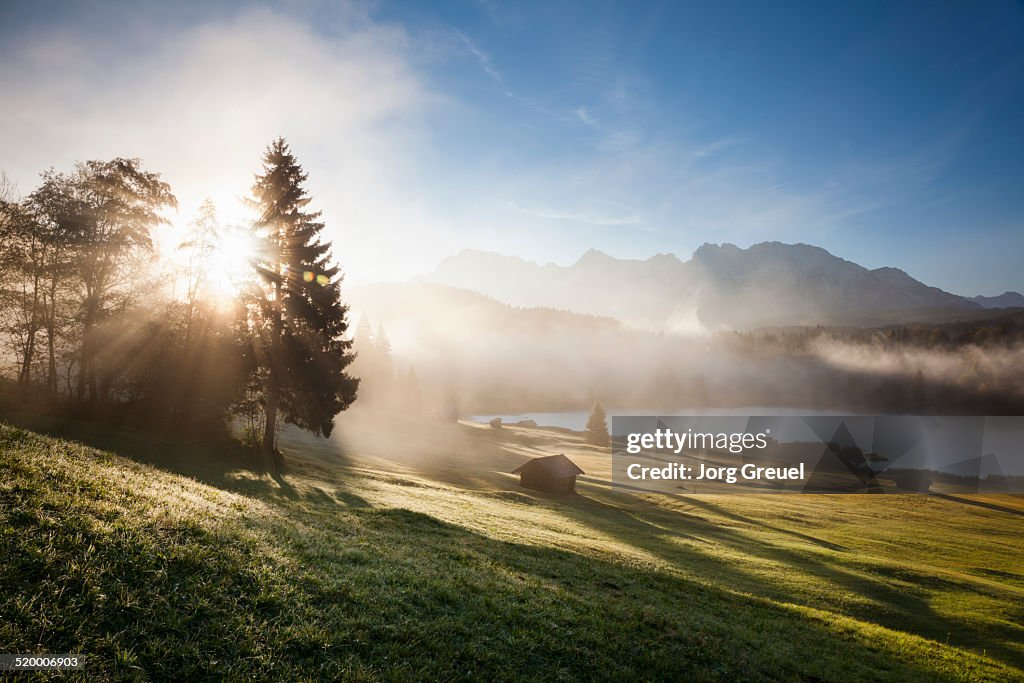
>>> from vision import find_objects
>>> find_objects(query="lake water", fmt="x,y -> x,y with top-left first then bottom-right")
469,410 -> 1024,477
468,407 -> 851,432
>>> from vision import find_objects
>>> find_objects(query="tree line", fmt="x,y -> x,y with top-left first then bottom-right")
0,139 -> 358,468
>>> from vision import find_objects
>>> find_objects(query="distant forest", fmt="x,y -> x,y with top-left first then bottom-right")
0,139 -> 358,468
734,313 -> 1024,352
721,316 -> 1024,414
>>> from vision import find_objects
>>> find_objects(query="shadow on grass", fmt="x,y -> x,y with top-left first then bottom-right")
522,486 -> 1024,671
4,412 -> 1021,675
3,435 -> 998,683
931,493 -> 1024,517
0,410 -> 370,509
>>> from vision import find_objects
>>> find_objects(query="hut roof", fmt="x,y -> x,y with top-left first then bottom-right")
512,453 -> 584,478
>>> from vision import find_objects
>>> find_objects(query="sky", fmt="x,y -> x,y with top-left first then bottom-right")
1,0 -> 1022,295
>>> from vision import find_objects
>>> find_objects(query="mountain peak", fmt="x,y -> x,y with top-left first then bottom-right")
575,248 -> 613,266
971,292 -> 1024,309
693,242 -> 739,257
424,241 -> 984,329
646,252 -> 681,264
451,248 -> 528,263
691,241 -> 853,277
871,266 -> 915,282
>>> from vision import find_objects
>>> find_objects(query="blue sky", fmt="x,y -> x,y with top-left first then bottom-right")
1,0 -> 1022,294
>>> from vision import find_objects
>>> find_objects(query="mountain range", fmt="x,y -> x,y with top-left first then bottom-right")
971,292 -> 1024,309
421,242 -> 1023,330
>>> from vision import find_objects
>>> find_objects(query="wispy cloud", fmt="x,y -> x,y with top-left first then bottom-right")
508,201 -> 644,227
597,129 -> 641,152
453,28 -> 503,84
574,106 -> 597,126
451,28 -> 572,122
690,137 -> 744,158
450,29 -> 623,134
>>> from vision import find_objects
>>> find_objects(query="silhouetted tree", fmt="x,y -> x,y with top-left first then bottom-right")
0,172 -> 19,268
585,401 -> 609,447
5,177 -> 74,395
0,199 -> 43,386
246,138 -> 358,462
0,181 -> 21,383
349,315 -> 377,402
31,160 -> 176,406
375,323 -> 392,363
373,322 -> 394,398
348,317 -> 398,409
122,199 -> 252,431
354,315 -> 373,353
179,198 -> 219,341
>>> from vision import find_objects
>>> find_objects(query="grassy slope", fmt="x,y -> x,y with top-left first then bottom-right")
1,418 -> 1023,682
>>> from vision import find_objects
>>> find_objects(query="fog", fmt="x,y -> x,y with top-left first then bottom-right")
347,283 -> 1024,417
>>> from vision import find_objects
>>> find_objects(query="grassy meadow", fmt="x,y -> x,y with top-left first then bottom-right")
1,414 -> 1023,681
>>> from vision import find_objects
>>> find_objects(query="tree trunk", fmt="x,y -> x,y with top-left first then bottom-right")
262,382 -> 278,454
79,295 -> 97,406
18,324 -> 37,385
45,284 -> 58,395
77,326 -> 89,404
261,280 -> 284,472
46,331 -> 57,395
18,269 -> 42,386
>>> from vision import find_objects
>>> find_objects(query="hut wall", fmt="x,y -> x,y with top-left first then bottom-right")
519,471 -> 576,492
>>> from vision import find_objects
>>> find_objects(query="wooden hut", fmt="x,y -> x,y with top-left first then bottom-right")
512,454 -> 584,493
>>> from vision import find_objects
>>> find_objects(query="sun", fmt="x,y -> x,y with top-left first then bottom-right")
201,224 -> 261,302
154,199 -> 263,307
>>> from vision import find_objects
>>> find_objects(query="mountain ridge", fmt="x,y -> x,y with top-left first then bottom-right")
971,292 -> 1024,309
422,242 -> 1021,330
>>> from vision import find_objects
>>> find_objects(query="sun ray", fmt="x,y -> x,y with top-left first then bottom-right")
155,200 -> 262,307
202,223 -> 261,302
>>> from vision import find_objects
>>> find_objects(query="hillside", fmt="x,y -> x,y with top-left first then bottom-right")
2,419 -> 1024,681
422,243 -> 1017,330
346,282 -> 668,412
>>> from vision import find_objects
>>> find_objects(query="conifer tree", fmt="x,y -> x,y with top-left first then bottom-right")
374,322 -> 394,389
247,138 -> 358,460
374,323 -> 392,357
585,400 -> 610,447
354,315 -> 373,354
